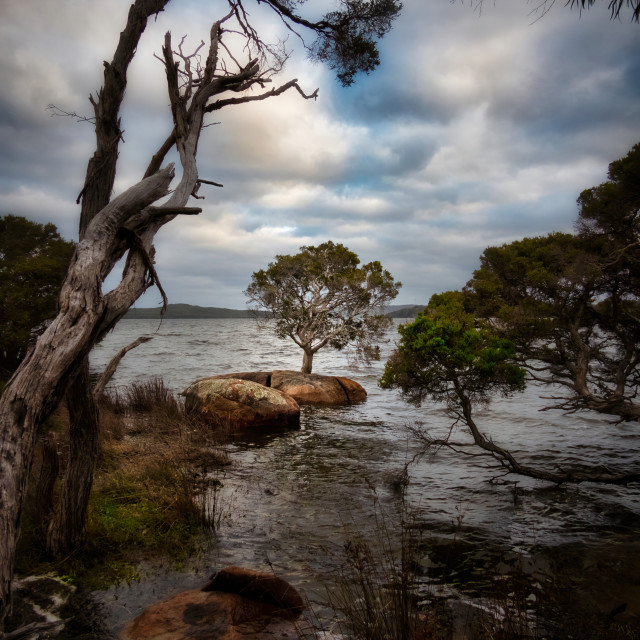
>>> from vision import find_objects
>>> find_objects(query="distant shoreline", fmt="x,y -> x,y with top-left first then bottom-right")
124,303 -> 424,320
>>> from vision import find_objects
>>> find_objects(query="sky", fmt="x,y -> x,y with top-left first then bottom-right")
1,0 -> 639,310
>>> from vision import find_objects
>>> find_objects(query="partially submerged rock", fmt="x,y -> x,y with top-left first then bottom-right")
183,377 -> 300,431
208,370 -> 367,405
120,567 -> 304,640
203,566 -> 304,616
271,370 -> 366,404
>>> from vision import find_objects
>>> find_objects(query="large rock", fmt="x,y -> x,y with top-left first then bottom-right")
203,567 -> 304,615
271,370 -> 366,404
120,568 -> 304,640
208,371 -> 367,405
183,378 -> 300,431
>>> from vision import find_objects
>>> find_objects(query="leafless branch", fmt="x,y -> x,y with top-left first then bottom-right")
47,104 -> 95,124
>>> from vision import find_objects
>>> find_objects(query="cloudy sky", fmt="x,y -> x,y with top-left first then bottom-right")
1,0 -> 639,309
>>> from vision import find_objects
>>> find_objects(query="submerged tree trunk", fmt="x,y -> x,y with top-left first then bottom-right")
301,349 -> 314,374
46,360 -> 100,556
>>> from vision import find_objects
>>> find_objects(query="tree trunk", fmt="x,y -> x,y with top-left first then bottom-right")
46,360 -> 100,556
301,349 -> 314,374
43,0 -> 172,564
0,165 -> 175,630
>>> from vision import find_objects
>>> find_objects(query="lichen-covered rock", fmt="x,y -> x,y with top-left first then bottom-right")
208,371 -> 367,405
5,574 -> 76,639
183,377 -> 300,431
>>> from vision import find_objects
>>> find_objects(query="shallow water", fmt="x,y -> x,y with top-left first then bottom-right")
90,319 -> 640,633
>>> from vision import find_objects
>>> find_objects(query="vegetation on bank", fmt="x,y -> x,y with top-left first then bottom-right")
16,379 -> 228,589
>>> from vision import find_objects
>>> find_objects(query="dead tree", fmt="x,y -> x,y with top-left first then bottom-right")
0,0 -> 401,627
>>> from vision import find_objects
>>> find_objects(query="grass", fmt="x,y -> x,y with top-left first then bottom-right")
16,377 -> 230,589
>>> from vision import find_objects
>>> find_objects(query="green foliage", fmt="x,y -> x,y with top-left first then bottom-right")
303,0 -> 403,86
380,291 -> 525,410
0,215 -> 75,377
246,241 -> 401,372
462,144 -> 640,420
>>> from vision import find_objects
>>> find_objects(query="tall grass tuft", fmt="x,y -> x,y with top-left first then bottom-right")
324,471 -> 427,640
17,377 -> 230,589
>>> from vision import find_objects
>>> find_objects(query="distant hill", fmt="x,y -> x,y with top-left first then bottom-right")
123,303 -> 424,320
385,305 -> 425,318
124,304 -> 266,319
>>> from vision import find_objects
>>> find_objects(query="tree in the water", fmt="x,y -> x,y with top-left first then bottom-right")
380,290 -> 640,485
245,241 -> 401,374
466,143 -> 640,422
0,0 -> 401,629
0,215 -> 75,378
381,145 -> 640,485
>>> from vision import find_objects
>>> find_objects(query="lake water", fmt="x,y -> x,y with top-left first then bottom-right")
90,318 -> 640,634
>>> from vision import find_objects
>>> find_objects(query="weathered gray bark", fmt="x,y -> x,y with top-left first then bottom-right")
0,13 -> 320,630
0,166 -> 177,627
45,0 -> 173,561
46,360 -> 100,556
93,335 -> 153,399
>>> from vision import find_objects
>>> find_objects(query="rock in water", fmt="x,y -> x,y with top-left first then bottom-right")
207,370 -> 367,405
183,377 -> 300,431
203,567 -> 304,615
120,568 -> 304,640
270,370 -> 367,404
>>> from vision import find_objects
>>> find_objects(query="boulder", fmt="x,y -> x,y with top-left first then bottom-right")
271,370 -> 367,405
203,567 -> 304,615
183,378 -> 300,431
120,568 -> 305,640
208,371 -> 367,405
120,590 -> 300,640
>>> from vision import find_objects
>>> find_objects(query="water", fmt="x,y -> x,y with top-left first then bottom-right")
90,319 -> 640,633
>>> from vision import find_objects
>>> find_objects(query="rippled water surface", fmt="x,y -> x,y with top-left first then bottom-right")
90,319 -> 640,632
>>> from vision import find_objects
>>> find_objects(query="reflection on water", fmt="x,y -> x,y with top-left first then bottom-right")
90,319 -> 640,632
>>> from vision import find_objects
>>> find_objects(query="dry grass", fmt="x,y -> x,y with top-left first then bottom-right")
18,378 -> 230,587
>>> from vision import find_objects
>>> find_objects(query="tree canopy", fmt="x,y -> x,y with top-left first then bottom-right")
466,143 -> 640,421
465,0 -> 640,22
0,215 -> 75,378
245,241 -> 401,373
381,143 -> 640,485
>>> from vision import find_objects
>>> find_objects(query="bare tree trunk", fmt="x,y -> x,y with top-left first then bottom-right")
0,165 -> 176,629
430,379 -> 640,485
301,349 -> 314,374
46,360 -> 99,556
0,1 -> 319,627
44,0 -> 171,561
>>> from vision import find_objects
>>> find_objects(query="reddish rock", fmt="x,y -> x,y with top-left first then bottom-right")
203,567 -> 304,616
207,372 -> 272,387
120,589 -> 301,640
183,378 -> 300,431
270,370 -> 366,405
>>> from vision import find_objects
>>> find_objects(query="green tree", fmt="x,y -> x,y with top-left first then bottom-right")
466,144 -> 640,422
0,215 -> 75,377
246,241 -> 401,374
381,291 -> 640,485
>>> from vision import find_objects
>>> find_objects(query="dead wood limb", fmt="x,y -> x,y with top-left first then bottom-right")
93,335 -> 153,399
